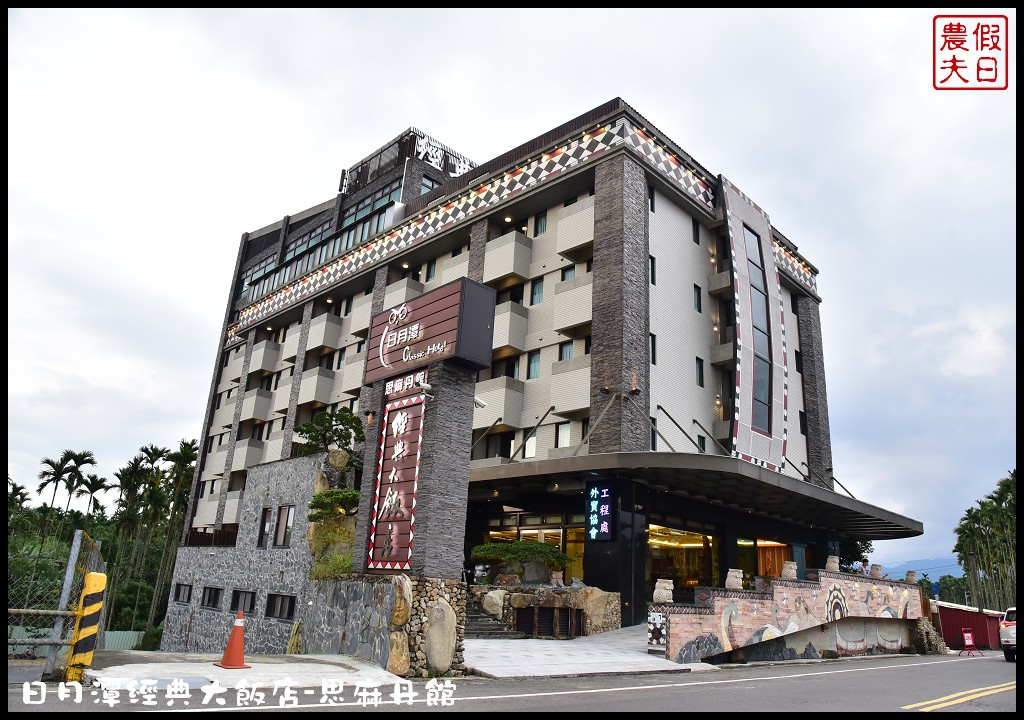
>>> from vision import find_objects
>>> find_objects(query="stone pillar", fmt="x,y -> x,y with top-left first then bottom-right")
466,219 -> 489,283
280,300 -> 316,456
409,361 -> 477,579
588,155 -> 650,453
794,294 -> 834,490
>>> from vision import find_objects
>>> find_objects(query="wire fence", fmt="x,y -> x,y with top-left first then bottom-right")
7,529 -> 106,682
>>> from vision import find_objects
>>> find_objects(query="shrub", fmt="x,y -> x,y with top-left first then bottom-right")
470,541 -> 570,570
309,553 -> 354,580
309,521 -> 355,557
134,621 -> 164,651
308,489 -> 360,523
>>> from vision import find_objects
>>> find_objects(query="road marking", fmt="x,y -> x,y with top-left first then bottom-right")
902,681 -> 1016,712
163,657 -> 971,712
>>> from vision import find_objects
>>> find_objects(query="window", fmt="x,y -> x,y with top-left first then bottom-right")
558,340 -> 574,362
497,283 -> 524,306
560,265 -> 576,282
173,584 -> 192,603
581,418 -> 590,441
527,350 -> 541,380
197,480 -> 206,499
585,258 -> 592,273
274,506 -> 295,547
697,435 -> 707,453
692,216 -> 700,245
251,422 -> 265,441
344,295 -> 354,316
523,430 -> 537,459
256,510 -> 272,548
794,349 -> 803,374
693,284 -> 702,313
791,293 -> 799,316
426,258 -> 437,281
650,417 -> 657,451
259,374 -> 273,391
451,245 -> 462,257
337,347 -> 346,370
215,392 -> 223,410
799,410 -> 807,435
205,436 -> 215,453
200,586 -> 222,610
648,186 -> 656,212
421,176 -> 440,194
230,590 -> 256,614
696,357 -> 705,387
534,210 -> 547,237
584,335 -> 592,355
555,422 -> 570,448
356,340 -> 365,354
266,593 -> 296,621
650,334 -> 657,365
564,195 -> 577,207
744,226 -> 772,433
531,277 -> 544,305
494,356 -> 519,379
649,255 -> 656,285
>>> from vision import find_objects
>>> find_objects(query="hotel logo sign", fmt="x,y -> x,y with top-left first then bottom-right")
585,482 -> 615,541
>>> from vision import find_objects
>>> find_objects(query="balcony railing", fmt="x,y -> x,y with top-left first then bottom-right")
184,526 -> 238,547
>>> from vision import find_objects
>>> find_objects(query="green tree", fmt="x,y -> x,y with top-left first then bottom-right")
75,473 -> 111,517
837,539 -> 874,573
293,409 -> 365,488
953,469 -> 1015,610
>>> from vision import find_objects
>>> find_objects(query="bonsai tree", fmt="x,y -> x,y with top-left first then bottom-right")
471,541 -> 571,583
293,409 -> 365,488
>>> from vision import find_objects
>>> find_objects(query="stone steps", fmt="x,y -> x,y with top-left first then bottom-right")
464,605 -> 528,640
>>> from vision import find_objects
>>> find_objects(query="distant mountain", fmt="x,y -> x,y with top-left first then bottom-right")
874,556 -> 963,580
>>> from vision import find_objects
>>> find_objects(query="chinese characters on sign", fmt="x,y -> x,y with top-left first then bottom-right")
21,679 -> 458,708
585,482 -> 615,541
367,395 -> 425,571
933,15 -> 1009,90
384,370 -> 428,400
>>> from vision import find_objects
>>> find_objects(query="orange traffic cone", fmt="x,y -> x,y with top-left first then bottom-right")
214,610 -> 251,669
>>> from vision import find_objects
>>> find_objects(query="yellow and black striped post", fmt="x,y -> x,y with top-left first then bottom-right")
65,572 -> 107,681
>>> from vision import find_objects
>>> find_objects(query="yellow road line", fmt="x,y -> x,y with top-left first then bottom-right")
902,681 -> 1016,711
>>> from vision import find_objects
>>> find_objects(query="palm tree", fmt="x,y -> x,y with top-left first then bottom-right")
62,450 -> 97,516
35,450 -> 74,544
75,473 -> 111,517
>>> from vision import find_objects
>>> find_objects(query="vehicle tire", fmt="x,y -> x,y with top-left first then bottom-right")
1004,648 -> 1015,662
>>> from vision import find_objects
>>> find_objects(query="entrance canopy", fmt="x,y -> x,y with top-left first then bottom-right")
469,452 -> 923,540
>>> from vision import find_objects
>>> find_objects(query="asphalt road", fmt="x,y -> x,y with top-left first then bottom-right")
8,654 -> 1016,712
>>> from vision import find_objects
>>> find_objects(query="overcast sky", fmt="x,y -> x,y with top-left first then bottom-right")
8,9 -> 1016,574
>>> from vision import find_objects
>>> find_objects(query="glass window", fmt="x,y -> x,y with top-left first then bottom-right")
692,217 -> 700,245
799,410 -> 807,435
584,335 -> 592,355
750,288 -> 769,332
425,258 -> 436,281
693,284 -> 702,313
558,340 -> 573,362
266,594 -> 296,620
794,349 -> 803,374
173,584 -> 192,603
560,265 -> 576,282
564,195 -> 578,207
555,422 -> 570,448
274,506 -> 295,547
534,210 -> 547,237
650,334 -> 657,365
531,277 -> 544,305
753,398 -> 771,434
200,586 -> 222,610
230,590 -> 256,614
753,357 -> 771,403
649,255 -> 656,285
527,350 -> 541,380
697,435 -> 707,453
650,417 -> 657,450
754,328 -> 770,360
696,357 -> 705,387
648,186 -> 655,212
523,431 -> 536,459
337,347 -> 346,370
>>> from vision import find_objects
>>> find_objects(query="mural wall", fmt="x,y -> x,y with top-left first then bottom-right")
662,570 -> 924,663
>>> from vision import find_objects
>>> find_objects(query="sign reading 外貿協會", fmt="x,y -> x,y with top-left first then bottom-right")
585,482 -> 615,541
363,278 -> 495,385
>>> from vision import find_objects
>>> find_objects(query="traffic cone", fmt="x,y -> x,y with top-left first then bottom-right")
214,610 -> 251,669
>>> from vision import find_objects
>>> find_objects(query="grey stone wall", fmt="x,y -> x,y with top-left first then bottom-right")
589,154 -> 651,453
409,361 -> 476,579
467,219 -> 488,282
408,578 -> 467,677
302,577 -> 396,667
794,294 -> 834,490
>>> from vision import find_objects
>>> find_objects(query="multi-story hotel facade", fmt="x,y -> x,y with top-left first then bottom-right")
167,98 -> 921,636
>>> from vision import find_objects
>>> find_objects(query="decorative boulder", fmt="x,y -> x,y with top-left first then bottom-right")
424,599 -> 457,675
494,574 -> 521,585
482,589 -> 506,618
387,630 -> 410,677
391,574 -> 412,627
521,560 -> 550,583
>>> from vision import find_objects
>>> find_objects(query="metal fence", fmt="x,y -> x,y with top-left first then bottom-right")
101,630 -> 144,651
7,529 -> 106,682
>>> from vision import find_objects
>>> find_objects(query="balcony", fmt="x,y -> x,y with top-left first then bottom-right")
232,437 -> 264,471
473,375 -> 525,430
184,526 -> 238,547
222,353 -> 244,383
550,355 -> 591,415
384,277 -> 424,310
349,294 -> 373,335
240,388 -> 273,422
192,498 -> 217,527
441,254 -> 470,283
713,419 -> 732,443
483,231 -> 532,286
211,403 -> 235,430
204,448 -> 227,475
711,326 -> 736,368
307,313 -> 345,351
249,340 -> 281,374
223,491 -> 244,524
299,366 -> 335,406
493,301 -> 529,355
556,197 -> 595,261
341,352 -> 366,393
271,379 -> 293,413
553,274 -> 592,334
708,267 -> 733,296
281,329 -> 300,361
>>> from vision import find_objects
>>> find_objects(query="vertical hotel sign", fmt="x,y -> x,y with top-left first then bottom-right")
364,278 -> 496,572
585,481 -> 615,541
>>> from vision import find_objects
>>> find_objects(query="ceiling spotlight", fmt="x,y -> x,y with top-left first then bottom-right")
504,216 -> 513,223
401,261 -> 409,269
326,298 -> 333,304
266,326 -> 273,331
